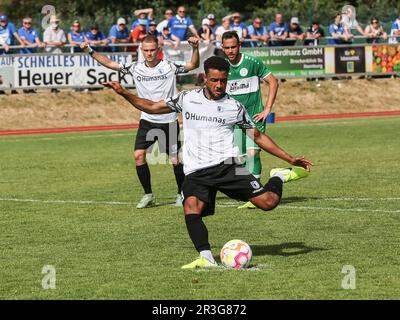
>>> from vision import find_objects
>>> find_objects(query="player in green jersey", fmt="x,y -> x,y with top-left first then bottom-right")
222,31 -> 279,209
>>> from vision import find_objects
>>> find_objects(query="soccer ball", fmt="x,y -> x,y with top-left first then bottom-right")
220,239 -> 252,269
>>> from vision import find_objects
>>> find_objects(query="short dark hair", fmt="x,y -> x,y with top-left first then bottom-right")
142,34 -> 158,45
221,31 -> 239,44
204,56 -> 230,74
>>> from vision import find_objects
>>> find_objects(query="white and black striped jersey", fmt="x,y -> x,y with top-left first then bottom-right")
165,89 -> 256,175
119,60 -> 187,123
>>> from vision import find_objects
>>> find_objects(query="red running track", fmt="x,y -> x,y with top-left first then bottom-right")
1,110 -> 400,136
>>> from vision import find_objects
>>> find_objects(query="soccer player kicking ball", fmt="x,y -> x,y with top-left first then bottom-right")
222,31 -> 280,209
81,35 -> 200,208
103,56 -> 313,269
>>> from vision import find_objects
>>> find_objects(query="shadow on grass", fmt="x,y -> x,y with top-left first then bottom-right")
251,242 -> 326,257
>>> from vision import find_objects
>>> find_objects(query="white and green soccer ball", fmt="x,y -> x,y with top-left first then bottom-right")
220,239 -> 252,269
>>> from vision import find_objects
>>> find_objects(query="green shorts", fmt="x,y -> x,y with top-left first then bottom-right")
234,122 -> 265,153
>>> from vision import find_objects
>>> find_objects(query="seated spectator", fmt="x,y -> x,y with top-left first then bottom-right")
85,24 -> 109,50
131,8 -> 153,32
365,17 -> 388,44
389,15 -> 400,44
148,21 -> 161,39
108,17 -> 130,52
207,14 -> 218,37
160,26 -> 180,49
247,17 -> 269,47
230,12 -> 247,45
341,5 -> 365,38
215,16 -> 232,49
328,13 -> 353,45
157,9 -> 173,33
197,18 -> 214,43
287,17 -> 304,45
304,21 -> 325,45
67,20 -> 86,53
269,13 -> 289,46
0,14 -> 24,53
43,15 -> 67,54
18,17 -> 43,53
168,5 -> 199,41
127,19 -> 147,52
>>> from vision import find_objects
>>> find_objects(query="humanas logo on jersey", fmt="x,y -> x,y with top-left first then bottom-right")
136,74 -> 168,82
185,112 -> 226,124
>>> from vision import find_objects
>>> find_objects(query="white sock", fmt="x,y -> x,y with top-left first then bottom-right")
200,250 -> 215,263
272,172 -> 285,183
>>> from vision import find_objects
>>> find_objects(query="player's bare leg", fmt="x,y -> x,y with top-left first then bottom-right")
181,196 -> 218,269
170,154 -> 184,206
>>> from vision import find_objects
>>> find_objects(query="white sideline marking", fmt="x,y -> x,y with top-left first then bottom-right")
0,198 -> 131,205
280,205 -> 400,214
0,132 -> 132,143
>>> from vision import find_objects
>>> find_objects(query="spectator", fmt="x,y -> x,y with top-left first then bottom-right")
341,5 -> 365,37
230,12 -> 247,45
197,18 -> 214,43
247,17 -> 269,47
287,17 -> 305,45
269,13 -> 289,46
131,8 -> 154,31
160,26 -> 180,49
304,21 -> 325,45
328,13 -> 353,45
148,21 -> 160,37
207,14 -> 218,37
43,15 -> 67,54
157,9 -> 173,33
215,16 -> 232,50
365,17 -> 388,44
85,24 -> 109,50
108,17 -> 130,52
67,20 -> 86,53
0,14 -> 24,53
168,5 -> 199,41
389,15 -> 400,44
18,17 -> 43,54
127,19 -> 147,52
0,16 -> 11,54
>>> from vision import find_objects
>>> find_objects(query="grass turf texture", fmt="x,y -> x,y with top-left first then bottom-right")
1,116 -> 399,299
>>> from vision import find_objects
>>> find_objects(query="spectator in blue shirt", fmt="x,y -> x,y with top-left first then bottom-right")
131,8 -> 153,32
328,13 -> 353,45
247,17 -> 269,47
0,14 -> 25,53
67,20 -> 87,53
18,17 -> 43,53
86,24 -> 109,50
108,17 -> 130,52
389,15 -> 400,44
167,5 -> 199,41
269,13 -> 289,46
230,12 -> 248,45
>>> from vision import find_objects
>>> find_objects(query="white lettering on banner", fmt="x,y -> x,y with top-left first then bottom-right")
246,47 -> 323,58
227,76 -> 260,95
13,54 -> 134,88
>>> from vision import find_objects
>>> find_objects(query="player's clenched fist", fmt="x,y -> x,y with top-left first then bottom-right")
187,37 -> 199,48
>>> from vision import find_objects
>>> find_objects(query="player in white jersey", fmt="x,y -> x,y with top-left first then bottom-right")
103,56 -> 313,269
81,35 -> 200,208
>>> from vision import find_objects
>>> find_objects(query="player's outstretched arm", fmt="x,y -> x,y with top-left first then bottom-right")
248,128 -> 313,170
81,43 -> 120,71
184,37 -> 200,71
102,81 -> 173,114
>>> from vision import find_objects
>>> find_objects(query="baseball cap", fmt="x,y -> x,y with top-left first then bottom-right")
149,21 -> 156,26
117,17 -> 126,25
50,15 -> 60,23
0,15 -> 8,21
207,14 -> 215,20
290,17 -> 299,24
202,18 -> 210,25
138,18 -> 147,25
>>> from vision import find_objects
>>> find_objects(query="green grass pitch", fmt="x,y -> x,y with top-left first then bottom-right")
1,116 -> 399,299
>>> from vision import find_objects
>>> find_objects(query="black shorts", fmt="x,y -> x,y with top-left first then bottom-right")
134,119 -> 181,156
181,158 -> 267,216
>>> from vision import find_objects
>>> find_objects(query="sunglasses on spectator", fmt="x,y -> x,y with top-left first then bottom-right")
254,21 -> 261,24
372,21 -> 379,24
178,10 -> 185,13
23,21 -> 32,24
